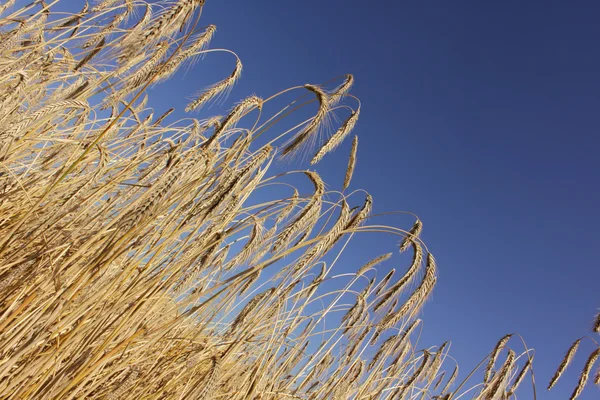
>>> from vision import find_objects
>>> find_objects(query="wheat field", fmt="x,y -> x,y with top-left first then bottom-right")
0,1 -> 597,399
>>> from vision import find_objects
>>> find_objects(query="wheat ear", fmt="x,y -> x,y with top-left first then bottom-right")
570,348 -> 600,400
484,349 -> 515,399
440,365 -> 458,394
186,57 -> 242,112
343,135 -> 358,190
378,252 -> 436,331
400,218 -> 423,253
282,84 -> 329,156
507,356 -> 532,396
328,73 -> 354,107
548,339 -> 581,390
310,108 -> 359,165
373,240 -> 422,312
484,334 -> 513,383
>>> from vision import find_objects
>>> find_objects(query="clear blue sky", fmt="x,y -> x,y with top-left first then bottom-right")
45,0 -> 599,397
182,1 -> 599,398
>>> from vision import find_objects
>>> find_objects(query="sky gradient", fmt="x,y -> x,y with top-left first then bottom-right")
181,1 -> 600,398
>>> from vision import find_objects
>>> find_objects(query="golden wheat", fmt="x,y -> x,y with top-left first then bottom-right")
0,2 -> 592,399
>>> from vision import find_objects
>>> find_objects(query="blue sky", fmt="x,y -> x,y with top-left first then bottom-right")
41,0 -> 599,397
184,1 -> 600,398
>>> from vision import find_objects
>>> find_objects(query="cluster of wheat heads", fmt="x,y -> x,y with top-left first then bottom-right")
0,1 -> 596,399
